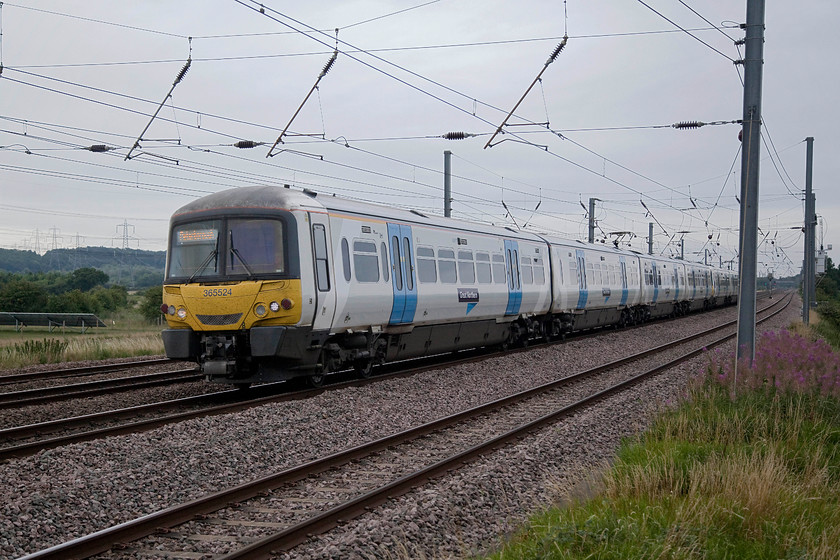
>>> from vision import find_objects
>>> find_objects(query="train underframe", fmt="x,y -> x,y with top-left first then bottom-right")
162,297 -> 735,387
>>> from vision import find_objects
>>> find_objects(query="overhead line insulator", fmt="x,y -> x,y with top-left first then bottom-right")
234,140 -> 262,149
546,35 -> 569,65
441,132 -> 476,140
319,51 -> 338,78
673,121 -> 705,130
174,58 -> 191,85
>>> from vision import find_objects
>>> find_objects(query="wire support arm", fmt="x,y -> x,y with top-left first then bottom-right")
483,35 -> 567,149
267,50 -> 337,158
125,57 -> 191,161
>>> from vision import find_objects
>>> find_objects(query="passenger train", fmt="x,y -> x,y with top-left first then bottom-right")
160,185 -> 738,386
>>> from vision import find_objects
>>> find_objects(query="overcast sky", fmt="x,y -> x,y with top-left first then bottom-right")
0,1 -> 835,278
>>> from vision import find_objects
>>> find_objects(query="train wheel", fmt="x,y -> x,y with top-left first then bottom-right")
308,351 -> 327,387
354,358 -> 373,379
308,371 -> 325,388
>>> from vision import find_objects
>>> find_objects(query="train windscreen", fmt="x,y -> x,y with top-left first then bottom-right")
168,220 -> 221,281
167,218 -> 288,281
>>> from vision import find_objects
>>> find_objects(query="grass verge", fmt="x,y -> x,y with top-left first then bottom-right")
485,325 -> 840,559
0,334 -> 165,369
0,309 -> 165,369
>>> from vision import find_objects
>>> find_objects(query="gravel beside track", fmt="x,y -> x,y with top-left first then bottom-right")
0,361 -> 214,430
0,299 -> 800,560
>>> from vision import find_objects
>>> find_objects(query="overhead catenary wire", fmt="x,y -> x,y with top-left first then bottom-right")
3,23 -> 743,229
8,29 -> 732,71
4,2 -> 748,225
636,0 -> 737,62
3,3 -> 796,255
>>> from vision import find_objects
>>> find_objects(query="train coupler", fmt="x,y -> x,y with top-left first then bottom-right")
201,334 -> 238,379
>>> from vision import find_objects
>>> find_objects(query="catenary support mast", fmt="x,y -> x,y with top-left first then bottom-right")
735,0 -> 766,363
803,137 -> 815,323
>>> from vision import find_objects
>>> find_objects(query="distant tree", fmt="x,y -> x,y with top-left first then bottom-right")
0,280 -> 49,312
0,248 -> 42,273
47,289 -> 101,314
91,285 -> 128,312
132,268 -> 165,289
138,285 -> 164,323
69,267 -> 109,292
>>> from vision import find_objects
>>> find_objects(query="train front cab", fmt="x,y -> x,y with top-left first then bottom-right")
160,204 -> 318,385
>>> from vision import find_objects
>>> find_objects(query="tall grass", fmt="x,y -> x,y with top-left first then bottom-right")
814,311 -> 840,349
0,334 -> 164,369
0,339 -> 69,366
485,328 -> 840,559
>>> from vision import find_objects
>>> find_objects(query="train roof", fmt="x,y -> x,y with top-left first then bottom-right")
170,186 -> 737,275
171,185 -> 319,219
172,185 -> 546,243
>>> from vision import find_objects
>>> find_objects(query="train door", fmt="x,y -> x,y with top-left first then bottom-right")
387,223 -> 417,324
504,239 -> 522,315
619,256 -> 629,306
310,214 -> 337,331
651,260 -> 660,303
575,249 -> 588,309
673,267 -> 679,302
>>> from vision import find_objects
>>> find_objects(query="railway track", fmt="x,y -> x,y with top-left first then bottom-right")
0,367 -> 201,409
0,357 -> 174,386
20,293 -> 791,560
0,296 -> 777,462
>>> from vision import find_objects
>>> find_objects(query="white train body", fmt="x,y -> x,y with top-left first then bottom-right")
160,186 -> 738,385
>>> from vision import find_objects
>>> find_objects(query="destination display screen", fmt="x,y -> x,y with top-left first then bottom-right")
177,229 -> 217,245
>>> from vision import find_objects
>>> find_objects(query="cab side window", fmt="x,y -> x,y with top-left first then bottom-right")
313,224 -> 330,291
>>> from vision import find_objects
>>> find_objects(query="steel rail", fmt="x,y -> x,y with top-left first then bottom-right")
19,293 -> 790,560
0,297 -> 781,460
0,358 -> 174,386
0,368 -> 200,408
223,294 -> 793,559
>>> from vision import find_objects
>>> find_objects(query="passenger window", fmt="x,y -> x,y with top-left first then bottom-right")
353,240 -> 379,283
476,252 -> 492,284
520,256 -> 533,285
438,248 -> 457,284
512,250 -> 520,290
391,235 -> 402,290
341,238 -> 351,282
403,238 -> 414,290
381,242 -> 389,282
417,246 -> 437,283
534,257 -> 545,285
492,253 -> 506,284
313,224 -> 330,292
458,250 -> 475,284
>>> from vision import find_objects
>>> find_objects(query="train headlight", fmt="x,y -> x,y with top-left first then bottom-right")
176,307 -> 187,319
269,301 -> 280,312
161,305 -> 176,316
254,303 -> 268,317
280,298 -> 294,310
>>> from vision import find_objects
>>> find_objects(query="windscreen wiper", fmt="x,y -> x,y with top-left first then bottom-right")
229,231 -> 255,278
187,235 -> 220,283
